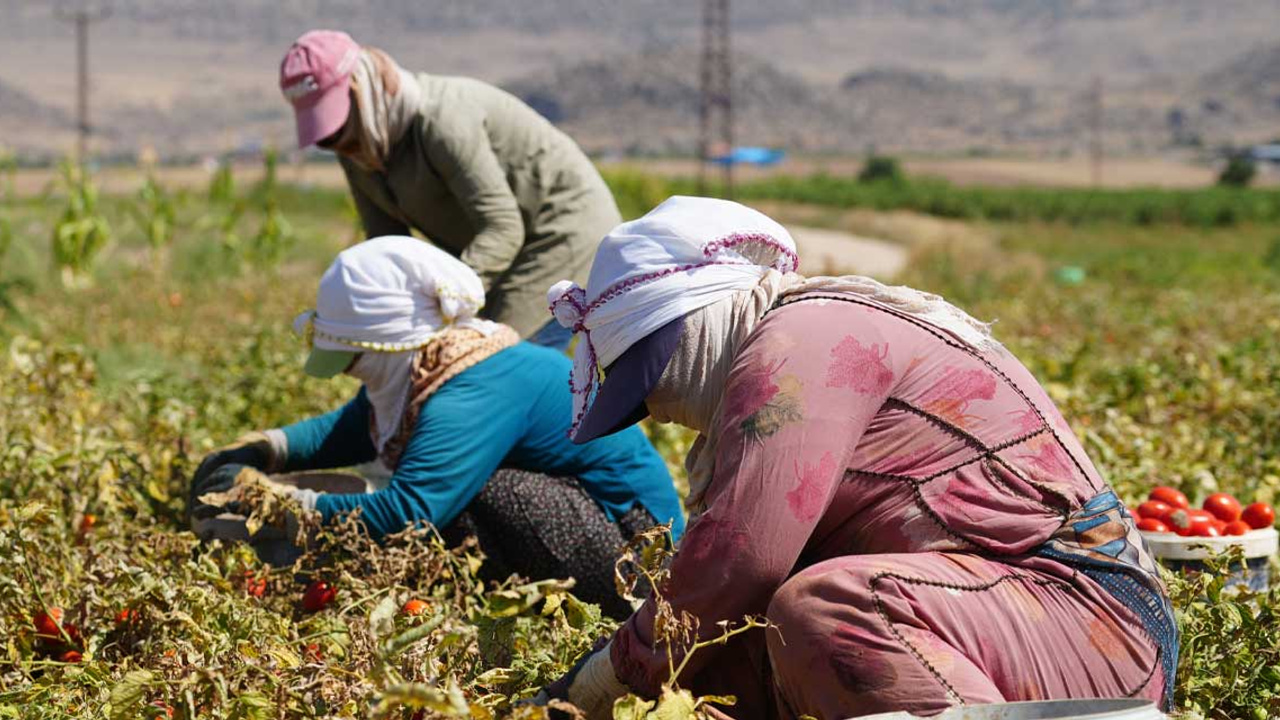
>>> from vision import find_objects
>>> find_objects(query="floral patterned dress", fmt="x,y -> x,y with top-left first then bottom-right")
609,293 -> 1176,718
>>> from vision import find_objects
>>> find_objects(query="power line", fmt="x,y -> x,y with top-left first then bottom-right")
1089,75 -> 1104,187
698,0 -> 732,198
55,2 -> 111,164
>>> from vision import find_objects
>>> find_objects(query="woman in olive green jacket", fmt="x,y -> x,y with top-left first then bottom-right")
279,29 -> 620,347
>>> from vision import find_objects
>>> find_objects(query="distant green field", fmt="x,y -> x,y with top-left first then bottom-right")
603,168 -> 1280,227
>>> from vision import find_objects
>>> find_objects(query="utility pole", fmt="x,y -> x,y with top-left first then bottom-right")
698,0 -> 733,198
1089,75 -> 1103,188
55,3 -> 111,164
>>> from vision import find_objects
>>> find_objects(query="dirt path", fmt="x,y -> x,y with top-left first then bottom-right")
786,225 -> 909,279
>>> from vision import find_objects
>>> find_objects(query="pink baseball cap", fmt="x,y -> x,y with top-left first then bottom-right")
279,30 -> 360,148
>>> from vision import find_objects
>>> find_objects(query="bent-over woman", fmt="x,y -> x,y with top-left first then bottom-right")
539,197 -> 1176,717
278,30 -> 621,348
190,236 -> 683,618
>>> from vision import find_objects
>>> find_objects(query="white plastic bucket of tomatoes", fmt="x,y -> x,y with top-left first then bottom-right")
1132,486 -> 1277,591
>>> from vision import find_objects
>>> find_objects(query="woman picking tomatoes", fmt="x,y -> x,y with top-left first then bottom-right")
277,30 -> 622,349
538,197 -> 1176,718
188,237 -> 683,618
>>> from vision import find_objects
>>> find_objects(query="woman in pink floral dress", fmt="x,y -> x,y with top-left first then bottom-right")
539,196 -> 1176,718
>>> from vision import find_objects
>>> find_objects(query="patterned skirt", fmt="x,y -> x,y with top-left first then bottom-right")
441,468 -> 658,619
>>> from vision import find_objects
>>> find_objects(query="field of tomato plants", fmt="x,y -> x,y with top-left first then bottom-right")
1,164 -> 1279,718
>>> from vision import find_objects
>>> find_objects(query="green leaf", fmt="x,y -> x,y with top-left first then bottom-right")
473,667 -> 516,688
563,593 -> 600,630
612,694 -> 656,720
694,694 -> 736,708
651,687 -> 697,720
369,594 -> 399,640
107,670 -> 155,720
382,614 -> 446,658
373,682 -> 468,717
229,692 -> 273,720
542,590 -> 564,617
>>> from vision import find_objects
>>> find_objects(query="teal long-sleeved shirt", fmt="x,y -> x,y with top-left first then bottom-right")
279,342 -> 685,541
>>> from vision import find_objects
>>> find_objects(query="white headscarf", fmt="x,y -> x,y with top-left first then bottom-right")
547,196 -> 800,435
548,196 -> 998,507
295,235 -> 501,449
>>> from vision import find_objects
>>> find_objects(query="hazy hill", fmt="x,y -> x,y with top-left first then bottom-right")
0,78 -> 72,129
1180,44 -> 1280,145
1,1 -> 1278,158
503,50 -> 855,154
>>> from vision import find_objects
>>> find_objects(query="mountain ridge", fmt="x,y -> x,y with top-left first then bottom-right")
1,1 -> 1278,157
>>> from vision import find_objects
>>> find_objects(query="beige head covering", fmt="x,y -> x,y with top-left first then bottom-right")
328,47 -> 421,171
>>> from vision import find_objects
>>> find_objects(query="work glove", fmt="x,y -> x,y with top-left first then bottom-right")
190,431 -> 285,504
190,465 -> 319,567
533,638 -> 630,719
192,465 -> 318,520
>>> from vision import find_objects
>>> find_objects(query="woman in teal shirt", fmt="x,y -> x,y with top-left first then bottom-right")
190,236 -> 682,617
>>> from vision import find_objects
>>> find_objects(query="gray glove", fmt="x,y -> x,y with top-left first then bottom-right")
191,464 -> 317,521
190,431 -> 286,504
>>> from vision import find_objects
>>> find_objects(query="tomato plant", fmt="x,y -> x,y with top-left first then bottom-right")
0,169 -> 1278,718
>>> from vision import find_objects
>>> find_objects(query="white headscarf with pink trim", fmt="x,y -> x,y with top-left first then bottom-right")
294,235 -> 504,451
547,195 -> 999,450
547,196 -> 800,436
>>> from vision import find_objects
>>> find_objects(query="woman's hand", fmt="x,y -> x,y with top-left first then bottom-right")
189,465 -> 319,553
191,467 -> 317,520
190,432 -> 279,503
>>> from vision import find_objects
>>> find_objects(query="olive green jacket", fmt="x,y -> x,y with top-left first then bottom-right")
340,74 -> 621,338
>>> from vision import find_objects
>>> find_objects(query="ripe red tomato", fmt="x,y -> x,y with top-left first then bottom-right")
1193,523 -> 1223,537
301,580 -> 337,613
33,608 -> 64,639
304,642 -> 323,663
1137,501 -> 1173,521
58,649 -> 82,663
1149,486 -> 1189,509
1242,502 -> 1276,530
78,514 -> 97,534
1167,508 -> 1213,537
1224,520 -> 1251,536
241,571 -> 267,598
1202,494 -> 1242,523
1136,518 -> 1172,533
402,599 -> 429,616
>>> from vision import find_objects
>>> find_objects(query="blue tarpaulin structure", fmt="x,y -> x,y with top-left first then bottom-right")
709,146 -> 786,166
1248,144 -> 1280,163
